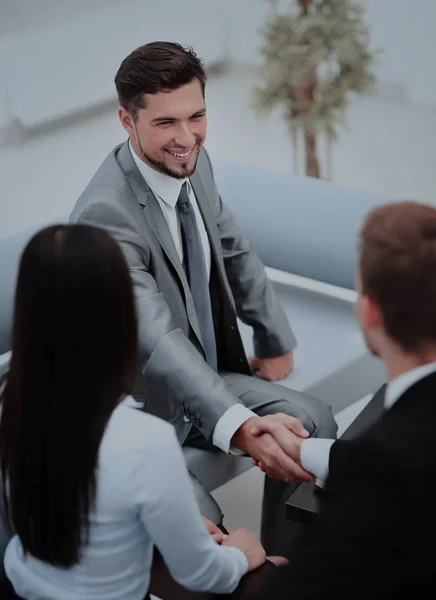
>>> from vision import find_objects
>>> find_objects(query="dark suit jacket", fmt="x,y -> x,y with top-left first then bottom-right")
254,372 -> 436,598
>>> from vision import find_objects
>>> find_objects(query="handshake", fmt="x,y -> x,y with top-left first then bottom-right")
231,413 -> 315,484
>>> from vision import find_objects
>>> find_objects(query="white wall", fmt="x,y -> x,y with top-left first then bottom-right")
365,0 -> 436,105
0,0 -> 126,35
0,0 -> 227,135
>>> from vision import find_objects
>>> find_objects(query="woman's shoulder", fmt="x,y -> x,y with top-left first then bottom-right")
100,396 -> 177,458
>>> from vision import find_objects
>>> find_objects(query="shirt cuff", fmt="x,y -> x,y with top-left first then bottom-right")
300,438 -> 335,483
223,545 -> 249,577
212,404 -> 257,454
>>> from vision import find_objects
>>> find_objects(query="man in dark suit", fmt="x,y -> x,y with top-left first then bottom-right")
252,201 -> 436,597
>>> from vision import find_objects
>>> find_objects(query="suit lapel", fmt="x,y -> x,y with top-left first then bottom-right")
117,142 -> 204,345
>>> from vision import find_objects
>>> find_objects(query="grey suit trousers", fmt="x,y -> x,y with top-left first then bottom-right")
183,371 -> 338,556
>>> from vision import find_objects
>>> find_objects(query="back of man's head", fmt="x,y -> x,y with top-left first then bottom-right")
360,201 -> 436,353
114,41 -> 206,119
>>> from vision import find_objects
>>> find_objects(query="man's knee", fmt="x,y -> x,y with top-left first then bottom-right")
232,375 -> 338,439
308,398 -> 338,439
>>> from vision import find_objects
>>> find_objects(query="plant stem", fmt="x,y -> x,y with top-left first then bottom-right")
291,128 -> 299,175
295,0 -> 321,178
304,131 -> 320,178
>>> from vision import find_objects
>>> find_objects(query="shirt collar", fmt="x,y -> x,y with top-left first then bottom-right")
385,362 -> 436,410
129,140 -> 188,208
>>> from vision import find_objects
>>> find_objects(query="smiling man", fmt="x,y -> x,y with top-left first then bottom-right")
126,77 -> 206,179
70,42 -> 337,555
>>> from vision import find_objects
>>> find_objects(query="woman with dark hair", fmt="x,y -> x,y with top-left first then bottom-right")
0,225 -> 266,600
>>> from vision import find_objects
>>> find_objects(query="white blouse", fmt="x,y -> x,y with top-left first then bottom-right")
4,396 -> 248,600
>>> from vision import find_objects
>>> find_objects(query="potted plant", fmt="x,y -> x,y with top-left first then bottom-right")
254,0 -> 379,179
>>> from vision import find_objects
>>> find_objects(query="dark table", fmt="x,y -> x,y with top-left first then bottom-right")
149,550 -> 274,599
286,384 -> 386,524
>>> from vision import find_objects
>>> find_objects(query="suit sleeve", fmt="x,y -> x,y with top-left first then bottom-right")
253,438 -> 410,599
203,152 -> 297,358
73,201 -> 243,440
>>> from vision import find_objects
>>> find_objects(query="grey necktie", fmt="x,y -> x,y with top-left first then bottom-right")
177,182 -> 217,370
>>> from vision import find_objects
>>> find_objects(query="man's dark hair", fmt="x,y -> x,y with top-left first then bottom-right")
360,201 -> 436,352
114,41 -> 207,118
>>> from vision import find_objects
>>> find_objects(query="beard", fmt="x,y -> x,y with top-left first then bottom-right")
136,133 -> 202,180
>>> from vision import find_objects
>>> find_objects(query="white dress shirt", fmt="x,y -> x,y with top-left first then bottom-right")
129,143 -> 255,453
4,397 -> 248,600
300,362 -> 436,482
129,142 -> 211,277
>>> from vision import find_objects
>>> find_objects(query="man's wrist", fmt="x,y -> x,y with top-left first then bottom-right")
213,405 -> 257,454
231,416 -> 258,452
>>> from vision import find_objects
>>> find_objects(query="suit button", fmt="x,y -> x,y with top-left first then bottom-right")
230,325 -> 235,330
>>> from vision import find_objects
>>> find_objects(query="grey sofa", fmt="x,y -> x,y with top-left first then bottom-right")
0,161 -> 387,583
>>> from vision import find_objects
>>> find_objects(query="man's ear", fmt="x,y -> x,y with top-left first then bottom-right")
118,107 -> 135,135
362,295 -> 383,330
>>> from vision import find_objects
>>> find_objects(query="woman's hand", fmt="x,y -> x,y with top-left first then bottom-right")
202,517 -> 225,544
222,529 -> 266,572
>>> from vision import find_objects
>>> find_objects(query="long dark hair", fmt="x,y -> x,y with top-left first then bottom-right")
0,224 -> 137,567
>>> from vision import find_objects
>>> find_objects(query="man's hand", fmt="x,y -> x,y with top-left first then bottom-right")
249,413 -> 312,475
249,352 -> 294,381
231,414 -> 314,484
202,517 -> 225,544
267,556 -> 290,567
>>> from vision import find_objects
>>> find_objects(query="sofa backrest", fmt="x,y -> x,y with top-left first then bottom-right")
0,229 -> 35,356
0,222 -> 65,358
214,161 -> 389,290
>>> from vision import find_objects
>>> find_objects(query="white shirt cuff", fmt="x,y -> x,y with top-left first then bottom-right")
212,405 -> 256,454
300,438 -> 335,483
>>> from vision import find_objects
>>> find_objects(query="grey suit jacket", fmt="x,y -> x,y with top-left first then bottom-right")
70,141 -> 296,443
